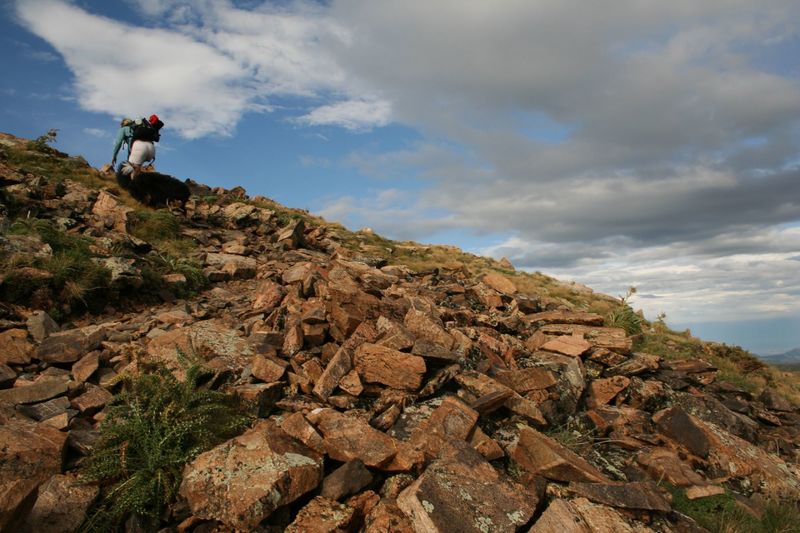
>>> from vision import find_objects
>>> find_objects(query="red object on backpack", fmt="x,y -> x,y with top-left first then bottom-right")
149,114 -> 160,125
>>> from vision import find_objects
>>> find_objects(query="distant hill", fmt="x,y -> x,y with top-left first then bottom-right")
760,347 -> 800,364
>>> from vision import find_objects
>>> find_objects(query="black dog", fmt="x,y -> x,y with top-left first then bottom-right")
116,166 -> 190,208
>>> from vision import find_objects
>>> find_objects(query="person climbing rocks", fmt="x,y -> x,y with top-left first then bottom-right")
111,114 -> 164,179
110,117 -> 134,170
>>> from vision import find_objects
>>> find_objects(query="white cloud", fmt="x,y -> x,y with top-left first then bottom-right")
15,0 -> 800,332
297,99 -> 391,131
14,0 -> 391,138
82,128 -> 107,138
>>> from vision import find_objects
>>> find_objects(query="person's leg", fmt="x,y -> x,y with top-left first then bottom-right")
128,141 -> 155,179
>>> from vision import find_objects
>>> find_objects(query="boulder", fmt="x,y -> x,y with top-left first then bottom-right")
354,343 -> 426,390
0,420 -> 67,531
507,425 -> 608,483
397,443 -> 535,533
311,409 -> 399,468
482,272 -> 517,295
179,420 -> 323,530
36,327 -> 105,364
19,474 -> 99,533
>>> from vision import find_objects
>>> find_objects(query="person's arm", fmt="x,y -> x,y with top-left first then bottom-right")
111,127 -> 128,164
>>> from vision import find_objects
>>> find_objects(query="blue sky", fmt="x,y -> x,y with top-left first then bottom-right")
3,0 -> 800,355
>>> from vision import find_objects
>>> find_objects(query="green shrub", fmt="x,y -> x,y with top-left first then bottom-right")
80,359 -> 251,531
26,128 -> 59,153
129,210 -> 181,243
666,484 -> 800,533
1,219 -> 111,312
605,287 -> 643,335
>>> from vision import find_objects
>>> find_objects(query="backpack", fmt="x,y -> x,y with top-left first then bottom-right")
131,117 -> 163,143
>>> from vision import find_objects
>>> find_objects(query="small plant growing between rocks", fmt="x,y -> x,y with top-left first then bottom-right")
605,286 -> 644,336
26,128 -> 59,153
79,358 -> 251,532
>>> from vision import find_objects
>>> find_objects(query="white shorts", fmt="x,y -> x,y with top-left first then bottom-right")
129,140 -> 155,165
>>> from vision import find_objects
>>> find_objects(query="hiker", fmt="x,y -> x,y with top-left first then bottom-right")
110,117 -> 134,170
112,114 -> 164,178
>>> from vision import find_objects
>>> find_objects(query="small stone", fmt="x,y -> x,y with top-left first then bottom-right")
321,460 -> 373,501
280,412 -> 326,453
482,272 -> 517,294
685,485 -> 726,500
285,496 -> 354,533
541,335 -> 592,357
71,352 -> 99,384
70,384 -> 113,414
26,311 -> 59,343
0,378 -> 68,405
0,329 -> 34,365
0,363 -> 16,388
313,347 -> 352,401
37,328 -> 104,364
338,370 -> 363,396
251,354 -> 287,382
17,396 -> 70,421
234,382 -> 283,418
585,376 -> 631,409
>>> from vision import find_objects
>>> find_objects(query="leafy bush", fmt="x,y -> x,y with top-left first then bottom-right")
80,360 -> 251,531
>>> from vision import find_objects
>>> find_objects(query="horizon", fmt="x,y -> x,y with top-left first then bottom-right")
2,0 -> 800,355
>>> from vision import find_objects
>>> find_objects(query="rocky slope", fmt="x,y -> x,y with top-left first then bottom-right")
1,132 -> 799,532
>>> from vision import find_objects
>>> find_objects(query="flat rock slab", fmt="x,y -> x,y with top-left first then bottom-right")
311,409 -> 399,468
397,444 -> 535,533
321,460 -> 373,501
586,376 -> 631,409
354,343 -> 426,390
179,419 -> 323,530
526,310 -> 604,326
540,325 -> 632,354
508,425 -> 608,483
0,378 -> 68,405
541,335 -> 592,358
653,406 -> 709,458
568,481 -> 671,512
19,474 -> 99,533
635,448 -> 706,487
529,497 -> 653,533
36,327 -> 105,364
482,272 -> 517,295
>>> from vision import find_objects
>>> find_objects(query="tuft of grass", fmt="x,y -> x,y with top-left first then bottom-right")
129,209 -> 195,257
604,287 -> 644,335
1,218 -> 112,313
80,359 -> 252,532
665,484 -> 800,533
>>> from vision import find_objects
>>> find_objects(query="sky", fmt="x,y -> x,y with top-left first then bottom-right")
2,0 -> 800,355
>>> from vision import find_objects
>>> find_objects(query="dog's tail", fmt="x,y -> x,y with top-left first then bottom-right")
115,163 -> 132,190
